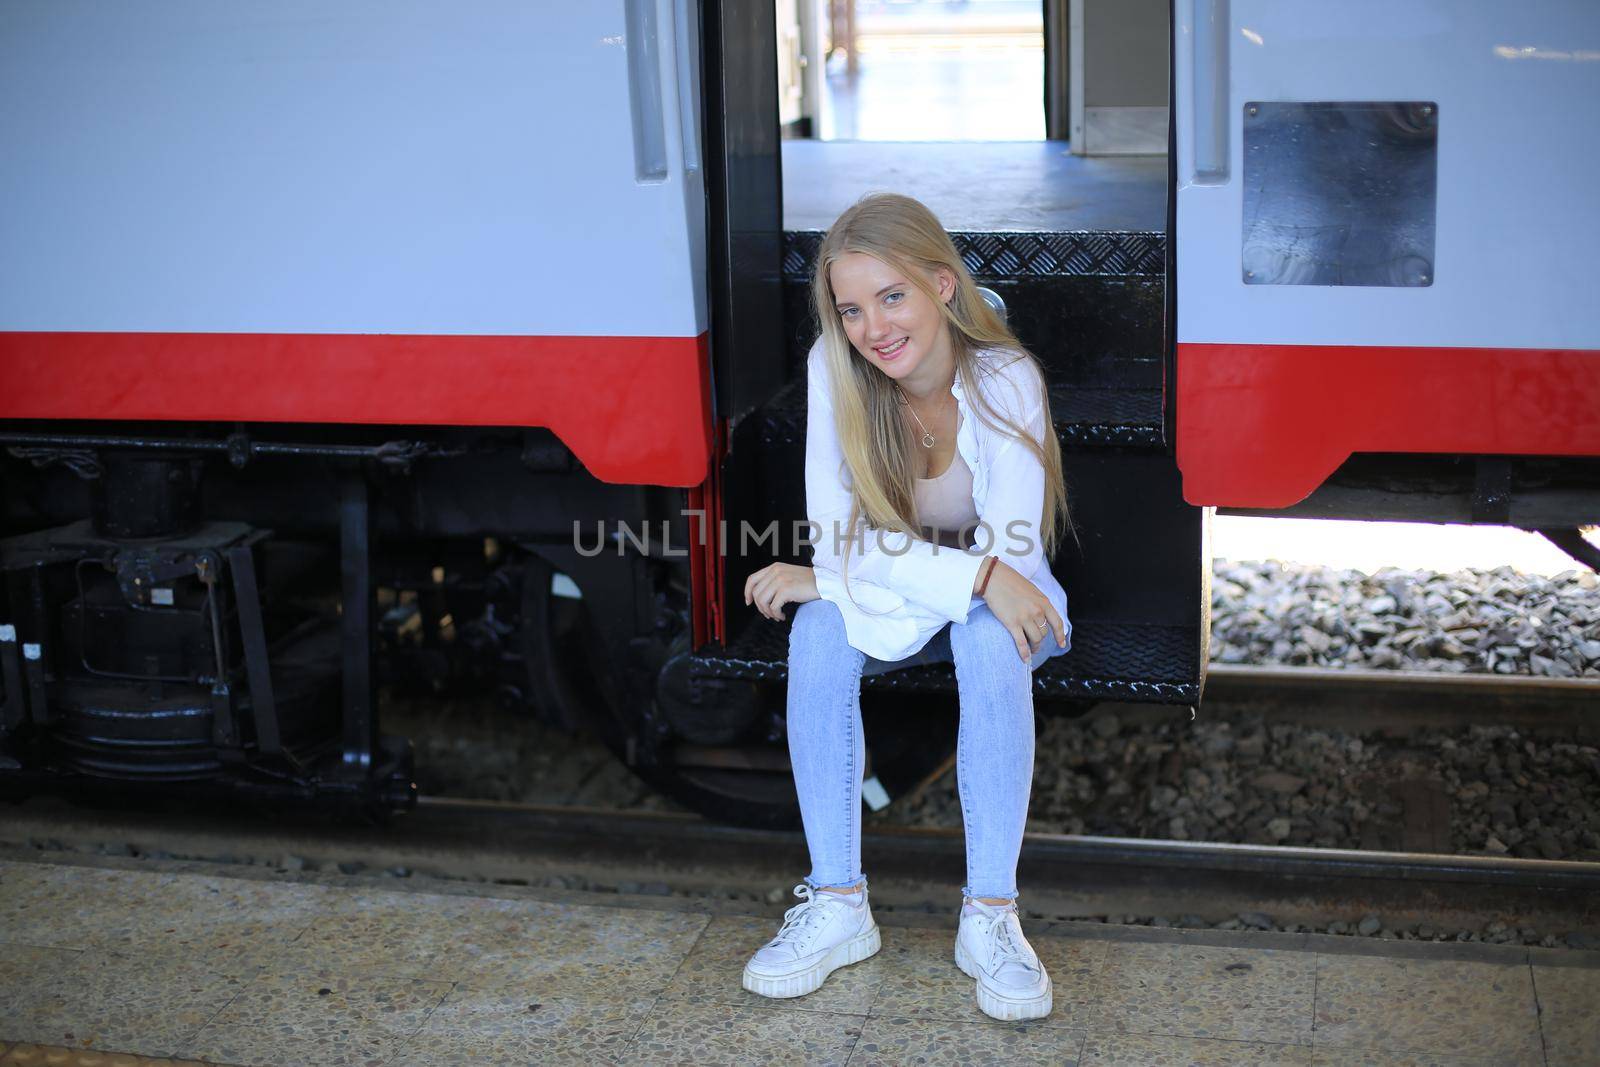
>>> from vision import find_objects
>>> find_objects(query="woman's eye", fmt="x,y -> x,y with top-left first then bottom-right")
841,308 -> 858,318
884,292 -> 903,304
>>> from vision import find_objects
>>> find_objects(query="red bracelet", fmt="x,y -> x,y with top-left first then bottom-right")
975,555 -> 999,598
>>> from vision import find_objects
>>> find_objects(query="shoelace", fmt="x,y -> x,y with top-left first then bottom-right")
965,899 -> 1041,975
769,883 -> 850,948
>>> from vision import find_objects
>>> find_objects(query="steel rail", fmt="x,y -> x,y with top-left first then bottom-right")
5,792 -> 1596,932
409,796 -> 1600,891
1205,662 -> 1600,700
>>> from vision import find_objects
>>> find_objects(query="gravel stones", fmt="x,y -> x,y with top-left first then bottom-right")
877,710 -> 1600,864
1211,561 -> 1600,677
1252,771 -> 1308,795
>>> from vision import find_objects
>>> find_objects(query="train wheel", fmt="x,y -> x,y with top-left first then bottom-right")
626,660 -> 960,831
642,630 -> 962,830
555,568 -> 959,831
650,691 -> 961,832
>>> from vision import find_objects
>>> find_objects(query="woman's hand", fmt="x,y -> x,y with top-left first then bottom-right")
744,562 -> 821,622
979,558 -> 1068,664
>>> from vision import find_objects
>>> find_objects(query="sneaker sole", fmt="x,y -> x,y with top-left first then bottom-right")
954,940 -> 1054,1021
742,922 -> 881,999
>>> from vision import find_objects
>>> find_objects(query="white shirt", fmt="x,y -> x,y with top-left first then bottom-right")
804,336 -> 1073,662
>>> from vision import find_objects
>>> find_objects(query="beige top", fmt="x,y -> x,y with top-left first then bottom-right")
914,412 -> 979,548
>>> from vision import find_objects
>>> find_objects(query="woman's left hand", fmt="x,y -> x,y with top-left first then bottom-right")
744,562 -> 820,622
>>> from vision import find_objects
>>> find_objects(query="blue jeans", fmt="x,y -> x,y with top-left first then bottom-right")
785,596 -> 1069,901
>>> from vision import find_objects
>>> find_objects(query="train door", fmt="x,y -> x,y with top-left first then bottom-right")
1172,1 -> 1600,517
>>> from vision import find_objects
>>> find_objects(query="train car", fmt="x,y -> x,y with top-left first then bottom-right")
0,1 -> 1594,828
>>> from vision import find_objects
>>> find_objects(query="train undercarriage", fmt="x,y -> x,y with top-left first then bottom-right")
0,418 -> 981,827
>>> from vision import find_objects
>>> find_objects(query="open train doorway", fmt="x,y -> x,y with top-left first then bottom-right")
780,0 -> 1048,142
686,0 -> 1207,827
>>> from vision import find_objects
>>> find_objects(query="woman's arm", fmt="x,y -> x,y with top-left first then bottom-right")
966,370 -> 1069,659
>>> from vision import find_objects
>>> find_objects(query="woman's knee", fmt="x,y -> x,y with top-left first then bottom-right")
787,600 -> 861,715
789,597 -> 849,657
948,603 -> 1018,661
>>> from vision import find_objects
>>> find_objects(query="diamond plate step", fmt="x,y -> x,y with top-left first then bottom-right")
691,614 -> 1201,705
784,230 -> 1166,280
776,229 -> 1167,450
752,374 -> 1164,452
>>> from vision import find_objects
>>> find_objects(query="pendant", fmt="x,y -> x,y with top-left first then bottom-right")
920,432 -> 935,448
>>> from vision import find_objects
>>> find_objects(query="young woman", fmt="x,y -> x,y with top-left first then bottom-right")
739,193 -> 1074,1022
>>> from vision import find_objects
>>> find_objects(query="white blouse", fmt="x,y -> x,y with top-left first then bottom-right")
804,336 -> 1073,662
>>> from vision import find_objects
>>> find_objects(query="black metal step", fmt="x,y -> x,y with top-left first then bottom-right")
783,230 -> 1165,280
691,613 -> 1200,705
724,208 -> 1198,705
778,229 -> 1167,450
751,371 -> 1164,452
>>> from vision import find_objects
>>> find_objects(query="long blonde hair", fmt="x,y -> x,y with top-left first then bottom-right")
810,192 -> 1075,613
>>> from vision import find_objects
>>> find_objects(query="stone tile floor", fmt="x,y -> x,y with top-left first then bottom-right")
0,852 -> 1596,1066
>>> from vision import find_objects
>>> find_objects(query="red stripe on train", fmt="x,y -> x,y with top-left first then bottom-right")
0,331 -> 714,488
1177,342 -> 1600,508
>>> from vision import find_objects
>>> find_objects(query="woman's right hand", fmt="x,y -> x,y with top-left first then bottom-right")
744,561 -> 820,623
978,558 -> 1067,664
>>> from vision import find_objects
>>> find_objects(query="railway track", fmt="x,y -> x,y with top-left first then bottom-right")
371,659 -> 1600,862
382,658 -> 1600,815
4,791 -> 1597,947
1202,662 -> 1600,724
3,663 -> 1594,947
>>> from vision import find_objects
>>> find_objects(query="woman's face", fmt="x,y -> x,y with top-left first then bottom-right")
829,252 -> 955,382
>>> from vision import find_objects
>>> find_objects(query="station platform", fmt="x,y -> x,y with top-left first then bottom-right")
1,850 -> 1596,1066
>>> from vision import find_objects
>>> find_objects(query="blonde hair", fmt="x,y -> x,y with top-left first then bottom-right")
810,192 -> 1076,613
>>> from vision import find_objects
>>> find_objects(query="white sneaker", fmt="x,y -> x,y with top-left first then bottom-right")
742,882 -> 881,998
954,897 -> 1053,1021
